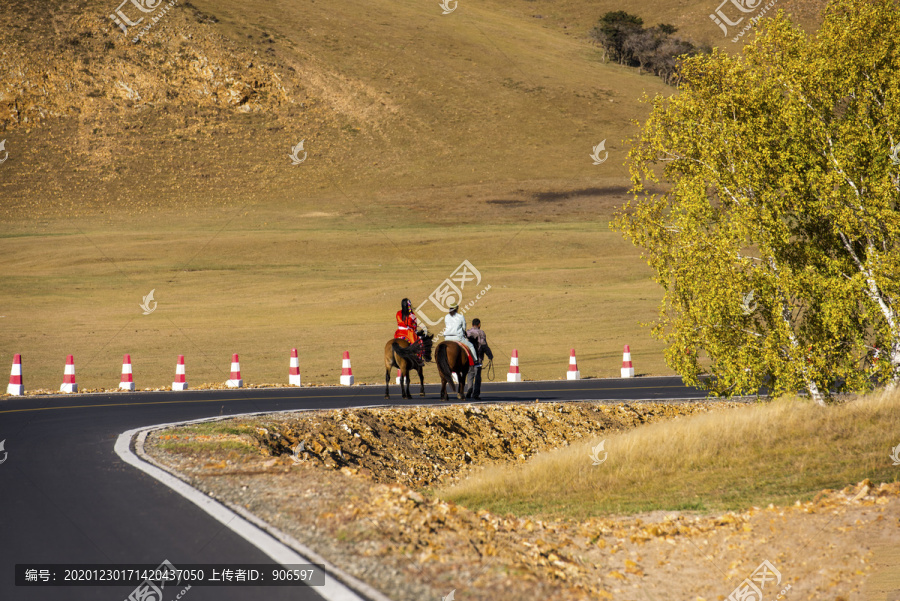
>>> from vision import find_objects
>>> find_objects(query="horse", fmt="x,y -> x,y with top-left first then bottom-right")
384,331 -> 434,399
434,339 -> 473,402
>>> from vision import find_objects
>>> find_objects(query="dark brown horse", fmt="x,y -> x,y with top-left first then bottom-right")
384,331 -> 434,399
435,340 -> 471,401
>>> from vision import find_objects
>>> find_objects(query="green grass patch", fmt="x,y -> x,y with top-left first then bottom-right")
439,392 -> 900,518
172,422 -> 262,437
157,440 -> 258,456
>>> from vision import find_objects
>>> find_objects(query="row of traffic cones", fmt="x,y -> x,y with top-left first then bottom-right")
2,349 -> 328,395
506,345 -> 635,381
4,346 -> 636,395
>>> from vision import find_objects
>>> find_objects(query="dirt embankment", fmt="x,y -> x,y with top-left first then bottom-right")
244,401 -> 745,489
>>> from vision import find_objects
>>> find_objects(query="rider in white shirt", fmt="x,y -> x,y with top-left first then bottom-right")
443,302 -> 479,366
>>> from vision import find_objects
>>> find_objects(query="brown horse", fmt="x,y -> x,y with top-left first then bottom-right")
384,331 -> 434,399
435,340 -> 471,401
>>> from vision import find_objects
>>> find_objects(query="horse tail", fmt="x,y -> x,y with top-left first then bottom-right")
392,341 -> 420,363
391,341 -> 403,366
436,343 -> 456,392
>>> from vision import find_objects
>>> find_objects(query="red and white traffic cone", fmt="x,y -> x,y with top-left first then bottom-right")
227,353 -> 243,388
119,354 -> 135,391
61,354 -> 77,393
395,368 -> 401,385
289,348 -> 302,387
173,355 -> 187,391
340,351 -> 354,386
621,345 -> 634,378
567,348 -> 580,380
7,354 -> 23,396
507,349 -> 522,382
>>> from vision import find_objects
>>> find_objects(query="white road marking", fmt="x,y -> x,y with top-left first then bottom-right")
115,408 -> 396,601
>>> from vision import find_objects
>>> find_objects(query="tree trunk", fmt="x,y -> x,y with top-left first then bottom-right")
806,379 -> 826,406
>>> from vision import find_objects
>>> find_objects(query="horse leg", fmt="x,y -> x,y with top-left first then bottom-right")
418,366 -> 425,397
384,367 -> 391,399
403,369 -> 411,399
456,371 -> 465,400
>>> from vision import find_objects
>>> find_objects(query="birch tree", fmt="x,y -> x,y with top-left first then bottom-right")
616,0 -> 900,404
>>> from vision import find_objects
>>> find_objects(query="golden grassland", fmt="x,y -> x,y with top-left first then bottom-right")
440,391 -> 900,517
0,201 -> 668,391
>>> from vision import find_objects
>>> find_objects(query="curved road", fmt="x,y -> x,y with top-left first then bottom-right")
0,377 -> 707,601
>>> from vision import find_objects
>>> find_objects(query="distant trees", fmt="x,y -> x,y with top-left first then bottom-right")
590,11 -> 708,85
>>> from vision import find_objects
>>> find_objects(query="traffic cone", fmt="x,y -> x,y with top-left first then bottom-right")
289,348 -> 301,386
395,368 -> 401,385
119,354 -> 135,391
507,349 -> 522,382
7,354 -> 23,396
340,351 -> 354,386
173,355 -> 187,391
621,345 -> 635,378
227,353 -> 243,388
567,348 -> 580,380
61,355 -> 77,393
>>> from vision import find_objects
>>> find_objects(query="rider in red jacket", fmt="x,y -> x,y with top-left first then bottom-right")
394,298 -> 420,346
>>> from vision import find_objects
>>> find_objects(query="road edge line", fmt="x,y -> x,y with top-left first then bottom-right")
114,415 -> 395,601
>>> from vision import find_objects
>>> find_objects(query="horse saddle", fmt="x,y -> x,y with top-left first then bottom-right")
450,341 -> 475,366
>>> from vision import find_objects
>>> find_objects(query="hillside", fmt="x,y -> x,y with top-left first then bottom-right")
0,0 -> 686,220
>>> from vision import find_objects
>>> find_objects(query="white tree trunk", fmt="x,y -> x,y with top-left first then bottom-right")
806,379 -> 826,406
777,288 -> 827,406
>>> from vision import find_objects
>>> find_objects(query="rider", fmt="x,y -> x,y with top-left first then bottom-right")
395,299 -> 425,358
443,302 -> 478,367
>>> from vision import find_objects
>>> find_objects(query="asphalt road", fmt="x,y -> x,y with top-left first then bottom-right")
0,377 -> 708,601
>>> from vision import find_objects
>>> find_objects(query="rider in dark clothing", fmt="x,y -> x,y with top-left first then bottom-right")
465,318 -> 493,399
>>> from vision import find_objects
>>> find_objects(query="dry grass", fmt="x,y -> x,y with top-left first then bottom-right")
476,0 -> 829,50
0,207 -> 667,391
440,391 -> 900,518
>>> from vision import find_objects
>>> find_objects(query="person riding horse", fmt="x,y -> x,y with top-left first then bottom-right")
394,298 -> 426,362
443,302 -> 478,368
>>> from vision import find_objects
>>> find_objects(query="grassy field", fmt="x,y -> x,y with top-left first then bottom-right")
0,201 -> 667,391
439,391 -> 900,518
